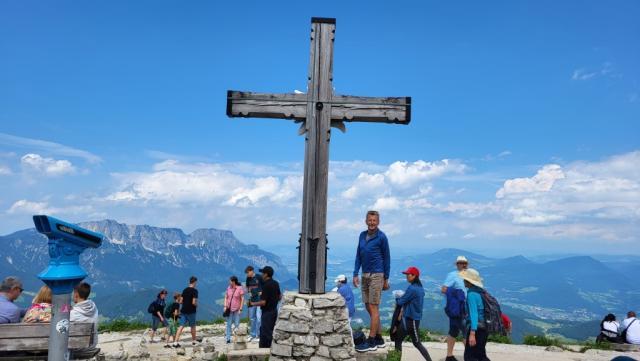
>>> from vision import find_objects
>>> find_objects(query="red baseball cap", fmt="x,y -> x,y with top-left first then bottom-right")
401,266 -> 420,277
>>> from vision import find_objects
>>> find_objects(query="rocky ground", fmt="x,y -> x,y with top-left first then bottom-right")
96,324 -> 639,361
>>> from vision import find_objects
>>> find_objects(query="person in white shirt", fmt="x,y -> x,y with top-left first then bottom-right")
70,282 -> 99,348
620,311 -> 640,345
597,313 -> 620,343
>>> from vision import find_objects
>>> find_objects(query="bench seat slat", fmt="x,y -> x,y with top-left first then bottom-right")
0,323 -> 94,339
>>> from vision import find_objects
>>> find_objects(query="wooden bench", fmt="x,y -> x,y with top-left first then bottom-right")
0,323 -> 99,360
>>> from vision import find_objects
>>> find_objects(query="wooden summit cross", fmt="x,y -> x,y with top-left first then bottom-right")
226,17 -> 411,294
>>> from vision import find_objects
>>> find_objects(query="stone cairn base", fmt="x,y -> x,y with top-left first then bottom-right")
234,324 -> 248,350
271,291 -> 356,361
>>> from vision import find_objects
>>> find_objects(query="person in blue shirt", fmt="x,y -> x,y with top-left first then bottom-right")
353,210 -> 391,352
393,266 -> 432,361
459,268 -> 489,361
334,275 -> 355,321
441,256 -> 469,361
0,276 -> 24,324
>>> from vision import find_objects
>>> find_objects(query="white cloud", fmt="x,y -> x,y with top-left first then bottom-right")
0,164 -> 12,175
571,62 -> 616,81
424,232 -> 447,240
496,164 -> 564,198
7,200 -> 53,215
342,173 -> 387,200
462,233 -> 476,239
384,159 -> 466,188
106,160 -> 302,208
0,133 -> 101,163
372,197 -> 401,211
21,154 -> 76,176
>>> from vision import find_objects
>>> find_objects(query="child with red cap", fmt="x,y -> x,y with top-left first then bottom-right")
394,266 -> 433,361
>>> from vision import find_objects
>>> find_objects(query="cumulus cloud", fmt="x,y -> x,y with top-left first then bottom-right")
342,173 -> 387,200
372,197 -> 401,211
384,159 -> 466,188
106,160 -> 302,208
21,154 -> 76,176
496,164 -> 565,198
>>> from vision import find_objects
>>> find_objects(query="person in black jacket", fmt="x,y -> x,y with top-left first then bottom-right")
394,267 -> 432,361
149,289 -> 168,343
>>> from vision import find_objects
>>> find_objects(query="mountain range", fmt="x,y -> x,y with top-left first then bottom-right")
2,221 -> 638,343
0,219 -> 296,320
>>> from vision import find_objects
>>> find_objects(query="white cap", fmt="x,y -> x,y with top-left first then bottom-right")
456,256 -> 468,263
334,274 -> 347,283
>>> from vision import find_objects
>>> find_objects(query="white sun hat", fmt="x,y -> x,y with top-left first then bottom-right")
456,255 -> 469,263
459,268 -> 483,288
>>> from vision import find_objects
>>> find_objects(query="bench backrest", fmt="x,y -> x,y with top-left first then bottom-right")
0,323 -> 95,352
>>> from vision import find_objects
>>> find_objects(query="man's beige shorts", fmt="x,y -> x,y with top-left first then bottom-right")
361,272 -> 384,305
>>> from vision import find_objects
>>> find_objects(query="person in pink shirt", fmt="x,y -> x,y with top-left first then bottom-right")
224,276 -> 245,343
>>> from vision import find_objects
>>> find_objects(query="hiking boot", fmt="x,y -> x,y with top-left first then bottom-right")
355,340 -> 376,352
172,343 -> 181,348
445,356 -> 459,361
374,335 -> 386,348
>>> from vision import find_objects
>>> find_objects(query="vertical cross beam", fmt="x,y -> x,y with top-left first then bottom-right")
299,17 -> 335,294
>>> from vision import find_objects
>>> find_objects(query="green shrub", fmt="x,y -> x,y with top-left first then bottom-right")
386,349 -> 401,361
216,353 -> 228,361
488,334 -> 512,344
98,319 -> 149,332
523,335 -> 561,347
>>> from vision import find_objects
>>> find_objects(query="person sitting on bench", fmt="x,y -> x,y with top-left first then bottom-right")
70,282 -> 99,348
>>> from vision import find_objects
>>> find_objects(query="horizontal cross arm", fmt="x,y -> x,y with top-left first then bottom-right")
331,95 -> 411,124
226,90 -> 307,121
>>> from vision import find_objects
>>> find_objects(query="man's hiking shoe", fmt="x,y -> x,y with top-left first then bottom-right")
355,340 -> 376,352
172,343 -> 181,348
374,336 -> 386,348
164,345 -> 172,349
445,356 -> 459,361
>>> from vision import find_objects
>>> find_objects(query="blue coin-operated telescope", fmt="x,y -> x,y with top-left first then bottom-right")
34,215 -> 104,293
33,215 -> 104,361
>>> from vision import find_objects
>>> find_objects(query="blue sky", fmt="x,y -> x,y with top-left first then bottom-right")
1,1 -> 638,255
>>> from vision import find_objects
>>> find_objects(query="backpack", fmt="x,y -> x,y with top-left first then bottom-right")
445,288 -> 466,318
147,301 -> 156,314
164,302 -> 176,319
479,290 -> 505,336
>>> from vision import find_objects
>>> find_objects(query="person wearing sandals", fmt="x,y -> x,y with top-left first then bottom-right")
224,276 -> 245,344
393,266 -> 433,361
459,269 -> 491,361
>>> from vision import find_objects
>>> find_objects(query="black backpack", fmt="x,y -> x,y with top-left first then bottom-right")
480,290 -> 506,336
147,301 -> 156,314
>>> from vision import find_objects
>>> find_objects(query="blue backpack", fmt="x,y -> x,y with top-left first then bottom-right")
445,288 -> 466,318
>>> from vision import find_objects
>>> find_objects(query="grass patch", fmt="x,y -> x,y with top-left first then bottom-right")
579,341 -> 612,352
386,349 -> 401,361
98,319 -> 149,332
523,334 -> 562,347
488,334 -> 512,344
195,318 -> 227,326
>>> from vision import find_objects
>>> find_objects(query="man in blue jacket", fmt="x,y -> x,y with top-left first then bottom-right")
353,210 -> 391,352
